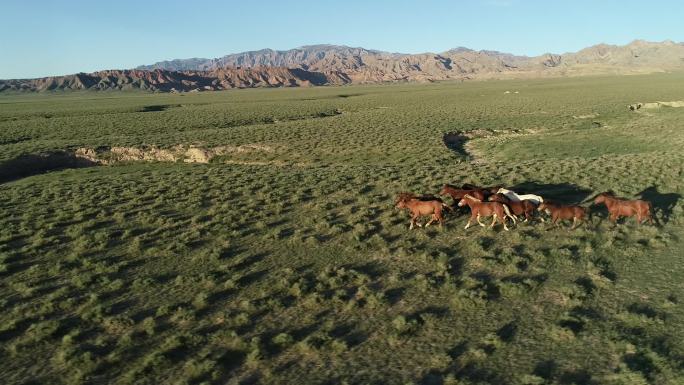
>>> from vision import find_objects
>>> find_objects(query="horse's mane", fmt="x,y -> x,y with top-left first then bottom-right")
462,194 -> 481,202
396,192 -> 417,202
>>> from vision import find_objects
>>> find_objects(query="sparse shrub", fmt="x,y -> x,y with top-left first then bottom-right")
271,332 -> 294,347
141,316 -> 156,336
192,292 -> 210,310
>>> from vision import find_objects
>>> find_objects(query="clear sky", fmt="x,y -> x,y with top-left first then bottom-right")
1,0 -> 683,79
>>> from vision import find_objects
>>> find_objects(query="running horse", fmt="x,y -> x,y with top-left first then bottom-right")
395,193 -> 450,230
594,192 -> 653,224
496,188 -> 544,205
538,202 -> 586,229
462,184 -> 502,196
440,184 -> 487,204
488,193 -> 537,222
458,194 -> 516,231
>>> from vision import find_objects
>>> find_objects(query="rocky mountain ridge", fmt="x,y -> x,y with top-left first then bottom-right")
2,40 -> 683,92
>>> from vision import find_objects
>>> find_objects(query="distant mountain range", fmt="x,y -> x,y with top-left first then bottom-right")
3,40 -> 684,92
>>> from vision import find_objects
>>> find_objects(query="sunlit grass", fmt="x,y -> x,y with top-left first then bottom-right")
1,74 -> 683,384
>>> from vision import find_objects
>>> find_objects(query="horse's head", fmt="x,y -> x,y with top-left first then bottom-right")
438,185 -> 451,196
495,187 -> 507,195
489,186 -> 503,194
537,202 -> 548,211
594,192 -> 611,205
395,192 -> 415,208
487,193 -> 505,203
460,194 -> 479,206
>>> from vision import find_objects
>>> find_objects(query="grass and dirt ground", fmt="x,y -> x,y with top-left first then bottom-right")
1,74 -> 683,384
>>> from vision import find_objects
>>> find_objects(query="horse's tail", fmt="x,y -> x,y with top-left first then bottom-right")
502,204 -> 517,224
646,201 -> 656,225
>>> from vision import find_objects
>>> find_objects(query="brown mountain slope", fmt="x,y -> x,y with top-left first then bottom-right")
3,40 -> 684,93
0,67 -> 350,92
138,40 -> 684,81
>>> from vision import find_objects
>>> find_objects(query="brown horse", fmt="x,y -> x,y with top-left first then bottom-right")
440,184 -> 486,203
462,184 -> 502,196
458,194 -> 516,231
395,193 -> 450,230
488,193 -> 537,222
594,192 -> 653,224
538,202 -> 586,229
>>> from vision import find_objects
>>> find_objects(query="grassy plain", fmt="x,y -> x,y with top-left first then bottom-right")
1,74 -> 683,385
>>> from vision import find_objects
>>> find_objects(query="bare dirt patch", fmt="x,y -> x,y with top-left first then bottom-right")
639,100 -> 684,109
75,144 -> 275,164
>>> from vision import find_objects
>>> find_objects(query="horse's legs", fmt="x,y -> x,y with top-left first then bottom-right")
410,213 -> 420,229
465,214 -> 475,229
477,214 -> 486,227
547,214 -> 558,230
425,214 -> 436,227
609,212 -> 618,223
489,215 -> 497,228
571,217 -> 579,230
502,214 -> 509,231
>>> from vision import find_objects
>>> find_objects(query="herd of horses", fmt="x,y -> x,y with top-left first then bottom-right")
395,183 -> 654,231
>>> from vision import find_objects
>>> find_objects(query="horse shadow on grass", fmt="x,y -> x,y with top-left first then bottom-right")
508,181 -> 594,204
636,185 -> 681,224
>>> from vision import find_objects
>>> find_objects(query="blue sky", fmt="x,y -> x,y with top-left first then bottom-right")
1,0 -> 683,79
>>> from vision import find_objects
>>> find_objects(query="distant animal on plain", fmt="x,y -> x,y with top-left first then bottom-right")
538,202 -> 586,229
488,193 -> 538,222
594,192 -> 653,224
496,188 -> 544,205
458,194 -> 516,231
395,192 -> 450,230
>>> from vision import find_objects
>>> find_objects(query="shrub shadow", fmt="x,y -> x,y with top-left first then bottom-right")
0,151 -> 99,184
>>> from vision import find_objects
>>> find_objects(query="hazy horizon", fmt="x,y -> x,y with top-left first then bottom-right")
2,0 -> 683,79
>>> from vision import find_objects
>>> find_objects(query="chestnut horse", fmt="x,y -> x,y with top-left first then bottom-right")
538,202 -> 586,229
488,193 -> 537,222
462,184 -> 502,196
458,194 -> 516,231
594,192 -> 653,224
440,184 -> 486,203
395,193 -> 450,230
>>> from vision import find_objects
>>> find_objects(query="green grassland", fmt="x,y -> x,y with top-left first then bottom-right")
1,74 -> 684,385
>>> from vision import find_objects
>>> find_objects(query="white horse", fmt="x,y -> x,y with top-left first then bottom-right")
496,188 -> 544,205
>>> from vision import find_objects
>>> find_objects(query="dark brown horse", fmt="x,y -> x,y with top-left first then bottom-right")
395,193 -> 450,230
594,192 -> 653,224
461,183 -> 502,196
538,202 -> 586,229
440,184 -> 486,203
488,193 -> 537,222
458,194 -> 516,231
